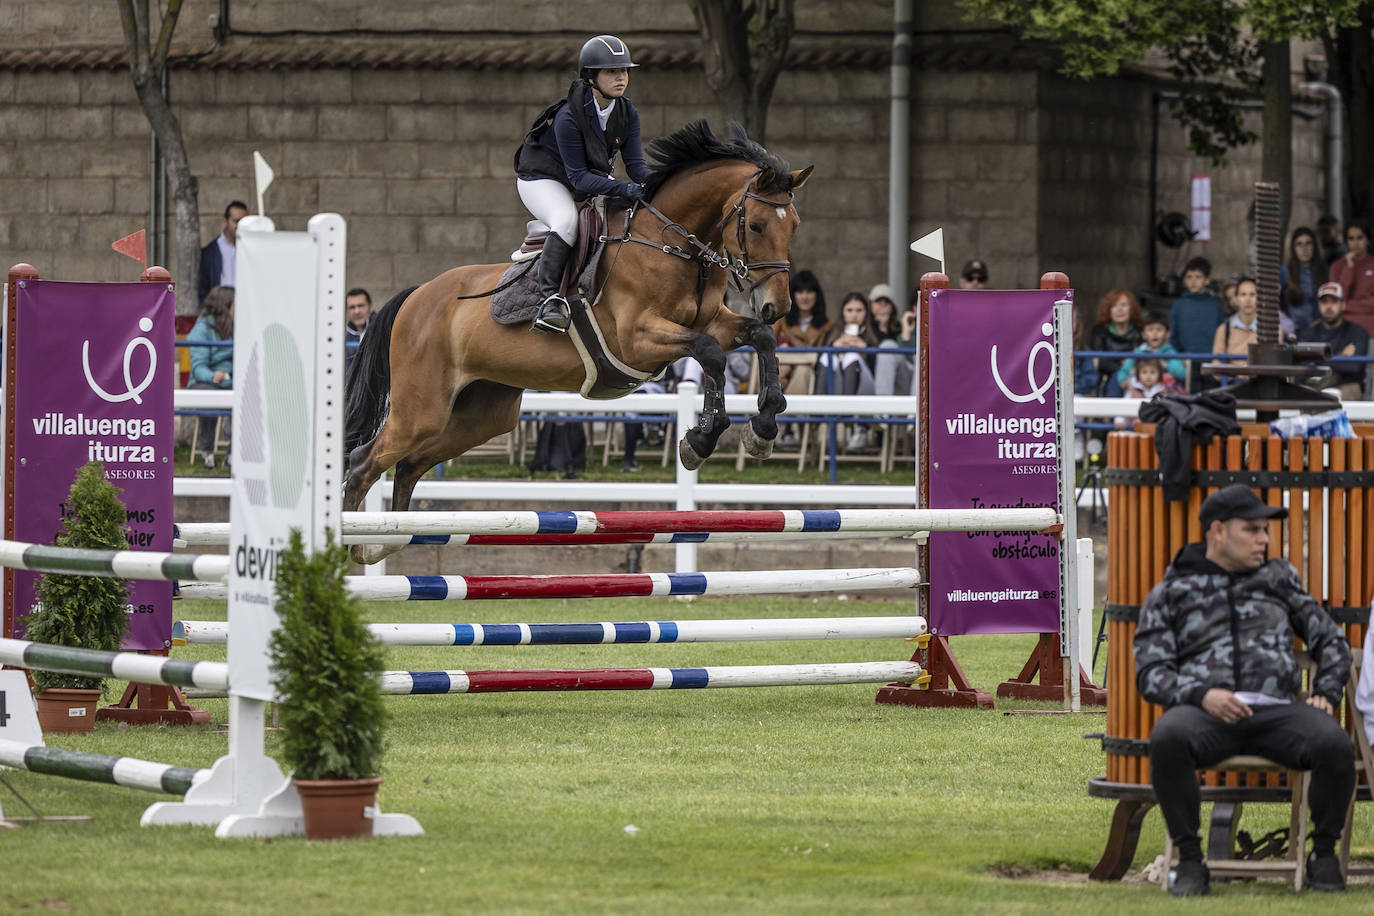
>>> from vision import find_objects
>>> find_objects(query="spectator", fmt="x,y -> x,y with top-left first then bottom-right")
958,259 -> 988,290
1317,213 -> 1347,265
772,270 -> 832,446
1135,484 -> 1353,896
815,292 -> 878,451
187,286 -> 235,469
1116,310 -> 1187,392
815,292 -> 878,394
1089,289 -> 1143,397
1219,275 -> 1239,317
1330,219 -> 1374,335
1298,281 -> 1371,401
1073,321 -> 1101,396
868,283 -> 912,398
1279,226 -> 1326,331
1114,357 -> 1179,429
345,287 -> 372,373
1168,256 -> 1224,390
1210,275 -> 1266,384
198,200 -> 248,305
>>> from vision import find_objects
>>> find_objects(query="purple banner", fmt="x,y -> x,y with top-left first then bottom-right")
927,288 -> 1068,635
12,280 -> 175,650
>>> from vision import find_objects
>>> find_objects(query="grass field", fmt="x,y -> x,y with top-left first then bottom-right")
2,595 -> 1370,915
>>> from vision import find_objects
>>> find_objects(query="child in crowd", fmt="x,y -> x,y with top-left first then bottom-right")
1116,310 -> 1187,392
1115,358 -> 1179,428
1167,256 -> 1224,391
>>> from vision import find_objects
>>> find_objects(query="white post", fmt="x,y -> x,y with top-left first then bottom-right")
1075,536 -> 1094,709
1054,299 -> 1080,712
143,213 -> 419,837
674,382 -> 699,574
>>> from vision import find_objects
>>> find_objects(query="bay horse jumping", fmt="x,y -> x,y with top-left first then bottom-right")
343,121 -> 812,563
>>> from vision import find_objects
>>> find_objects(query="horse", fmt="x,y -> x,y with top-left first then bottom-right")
342,120 -> 812,563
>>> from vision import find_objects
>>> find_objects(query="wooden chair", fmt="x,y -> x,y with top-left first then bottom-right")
734,352 -> 813,471
1160,651 -> 1317,892
190,414 -> 230,467
599,417 -> 674,469
1341,644 -> 1374,880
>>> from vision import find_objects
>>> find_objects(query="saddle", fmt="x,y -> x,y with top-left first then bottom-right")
490,198 -> 661,399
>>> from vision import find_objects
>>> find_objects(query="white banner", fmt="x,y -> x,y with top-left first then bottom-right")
227,215 -> 344,700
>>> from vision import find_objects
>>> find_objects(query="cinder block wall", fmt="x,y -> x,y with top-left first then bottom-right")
0,0 -> 1331,318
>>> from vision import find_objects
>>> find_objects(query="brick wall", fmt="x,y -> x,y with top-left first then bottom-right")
0,2 -> 1334,318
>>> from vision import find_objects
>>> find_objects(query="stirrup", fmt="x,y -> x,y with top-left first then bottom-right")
530,295 -> 570,335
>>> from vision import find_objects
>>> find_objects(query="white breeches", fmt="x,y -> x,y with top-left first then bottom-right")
517,178 -> 578,244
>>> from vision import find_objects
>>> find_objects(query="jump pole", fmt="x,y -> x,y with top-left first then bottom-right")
174,615 -> 930,647
174,507 -> 1056,543
174,567 -> 920,601
0,739 -> 208,795
183,661 -> 928,698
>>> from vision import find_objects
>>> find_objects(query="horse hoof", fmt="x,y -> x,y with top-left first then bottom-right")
678,438 -> 705,470
350,543 -> 392,566
742,423 -> 774,459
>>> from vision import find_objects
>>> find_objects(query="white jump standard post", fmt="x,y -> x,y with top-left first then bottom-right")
141,213 -> 420,837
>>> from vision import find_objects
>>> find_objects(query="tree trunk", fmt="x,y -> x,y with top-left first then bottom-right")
1260,40 -> 1291,240
1326,5 -> 1374,221
687,0 -> 794,143
133,80 -> 199,315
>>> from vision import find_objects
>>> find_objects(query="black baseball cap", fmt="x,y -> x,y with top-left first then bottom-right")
1198,484 -> 1286,529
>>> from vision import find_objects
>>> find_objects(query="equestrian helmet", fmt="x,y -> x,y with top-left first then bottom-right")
579,35 -> 638,73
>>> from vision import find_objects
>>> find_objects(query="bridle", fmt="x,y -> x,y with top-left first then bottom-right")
601,167 -> 794,324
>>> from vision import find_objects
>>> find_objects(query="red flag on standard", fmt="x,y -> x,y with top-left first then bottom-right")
111,229 -> 147,266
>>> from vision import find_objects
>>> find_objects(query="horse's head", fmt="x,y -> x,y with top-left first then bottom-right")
720,164 -> 814,324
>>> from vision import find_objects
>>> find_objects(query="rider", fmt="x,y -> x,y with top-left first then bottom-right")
515,34 -> 652,335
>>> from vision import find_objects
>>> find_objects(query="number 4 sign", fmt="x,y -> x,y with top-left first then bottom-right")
0,670 -> 43,749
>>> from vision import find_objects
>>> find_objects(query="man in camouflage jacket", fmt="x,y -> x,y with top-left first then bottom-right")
1135,484 -> 1354,896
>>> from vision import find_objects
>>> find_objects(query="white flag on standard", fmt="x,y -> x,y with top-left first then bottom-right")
252,151 -> 275,217
910,227 -> 945,277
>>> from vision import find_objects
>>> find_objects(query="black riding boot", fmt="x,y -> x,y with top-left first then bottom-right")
531,234 -> 574,335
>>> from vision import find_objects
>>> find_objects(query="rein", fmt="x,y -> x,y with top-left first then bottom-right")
600,168 -> 794,324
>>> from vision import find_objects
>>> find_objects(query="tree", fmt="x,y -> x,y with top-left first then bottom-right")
967,1 -> 1363,230
687,0 -> 796,143
116,0 -> 200,315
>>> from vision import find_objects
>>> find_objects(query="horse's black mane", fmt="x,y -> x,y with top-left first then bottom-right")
643,120 -> 792,199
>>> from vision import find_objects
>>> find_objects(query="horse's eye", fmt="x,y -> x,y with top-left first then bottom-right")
748,221 -> 765,234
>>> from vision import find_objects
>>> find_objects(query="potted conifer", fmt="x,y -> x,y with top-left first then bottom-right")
270,527 -> 388,839
22,461 -> 131,734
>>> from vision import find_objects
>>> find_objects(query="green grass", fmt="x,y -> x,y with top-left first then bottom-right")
3,596 -> 1369,914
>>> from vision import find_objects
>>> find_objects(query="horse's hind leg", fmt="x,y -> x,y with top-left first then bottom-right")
740,320 -> 785,459
352,382 -> 523,564
678,332 -> 732,470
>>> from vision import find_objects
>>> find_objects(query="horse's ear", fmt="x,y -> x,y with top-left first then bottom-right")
755,167 -> 777,190
790,166 -> 814,191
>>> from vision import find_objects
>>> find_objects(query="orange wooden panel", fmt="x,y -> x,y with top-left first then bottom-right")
1351,441 -> 1366,609
1307,438 -> 1323,596
1331,439 -> 1347,610
1287,437 -> 1305,587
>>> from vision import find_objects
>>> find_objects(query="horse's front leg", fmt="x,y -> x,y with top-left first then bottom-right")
740,320 -> 785,459
678,331 -> 732,470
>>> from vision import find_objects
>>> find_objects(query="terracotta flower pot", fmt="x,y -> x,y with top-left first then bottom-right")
34,688 -> 103,734
293,777 -> 383,840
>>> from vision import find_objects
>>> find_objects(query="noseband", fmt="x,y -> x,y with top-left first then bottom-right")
604,168 -> 794,321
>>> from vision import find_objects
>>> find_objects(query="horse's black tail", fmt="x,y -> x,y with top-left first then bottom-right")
344,285 -> 417,460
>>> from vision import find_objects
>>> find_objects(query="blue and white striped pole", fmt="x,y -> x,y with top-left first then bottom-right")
174,615 -> 929,647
